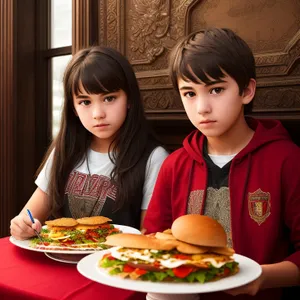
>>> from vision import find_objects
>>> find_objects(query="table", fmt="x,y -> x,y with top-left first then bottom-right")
0,237 -> 146,300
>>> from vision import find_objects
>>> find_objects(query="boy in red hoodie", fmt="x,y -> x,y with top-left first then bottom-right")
144,28 -> 300,300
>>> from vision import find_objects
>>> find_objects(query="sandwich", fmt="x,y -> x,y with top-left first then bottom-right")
30,216 -> 121,250
99,215 -> 238,283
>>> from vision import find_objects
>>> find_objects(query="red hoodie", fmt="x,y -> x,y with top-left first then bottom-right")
144,118 -> 300,300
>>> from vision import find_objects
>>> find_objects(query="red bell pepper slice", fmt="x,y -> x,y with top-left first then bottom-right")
172,266 -> 194,278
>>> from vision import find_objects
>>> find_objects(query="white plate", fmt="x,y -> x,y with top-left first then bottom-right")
9,224 -> 141,254
77,249 -> 262,294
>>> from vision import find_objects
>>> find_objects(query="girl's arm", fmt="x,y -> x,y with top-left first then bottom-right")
140,210 -> 147,233
10,187 -> 51,240
141,146 -> 169,232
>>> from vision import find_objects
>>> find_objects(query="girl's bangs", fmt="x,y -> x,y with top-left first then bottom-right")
179,54 -> 227,84
72,57 -> 126,96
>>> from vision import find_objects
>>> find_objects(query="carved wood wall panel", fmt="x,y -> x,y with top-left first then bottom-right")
97,0 -> 300,117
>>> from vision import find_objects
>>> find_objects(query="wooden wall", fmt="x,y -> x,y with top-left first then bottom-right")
92,0 -> 300,148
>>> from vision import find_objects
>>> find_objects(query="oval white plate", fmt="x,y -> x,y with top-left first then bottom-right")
77,250 -> 262,294
9,224 -> 141,254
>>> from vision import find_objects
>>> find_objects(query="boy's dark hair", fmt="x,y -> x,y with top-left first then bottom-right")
38,46 -> 159,218
169,28 -> 256,114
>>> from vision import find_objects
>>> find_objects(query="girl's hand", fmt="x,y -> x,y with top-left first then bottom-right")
10,215 -> 42,240
224,268 -> 265,296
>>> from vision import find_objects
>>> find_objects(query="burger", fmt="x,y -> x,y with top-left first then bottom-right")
30,216 -> 121,249
45,217 -> 78,239
99,215 -> 239,283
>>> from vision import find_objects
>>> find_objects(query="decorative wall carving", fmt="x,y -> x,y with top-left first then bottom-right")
142,90 -> 182,110
137,75 -> 170,89
106,0 -> 119,49
254,87 -> 300,111
128,0 -> 170,64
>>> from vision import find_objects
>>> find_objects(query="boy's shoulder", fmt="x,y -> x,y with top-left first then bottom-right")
247,118 -> 300,158
161,146 -> 192,169
275,139 -> 300,160
257,134 -> 300,157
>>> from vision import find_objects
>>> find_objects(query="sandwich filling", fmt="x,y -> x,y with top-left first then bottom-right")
99,247 -> 239,282
30,216 -> 121,250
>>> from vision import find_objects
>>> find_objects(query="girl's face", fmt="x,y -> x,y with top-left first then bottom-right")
73,85 -> 128,152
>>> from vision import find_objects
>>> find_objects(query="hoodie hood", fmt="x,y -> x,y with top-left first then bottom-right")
183,118 -> 291,162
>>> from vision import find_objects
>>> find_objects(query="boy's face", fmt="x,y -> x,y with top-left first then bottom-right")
178,73 -> 254,139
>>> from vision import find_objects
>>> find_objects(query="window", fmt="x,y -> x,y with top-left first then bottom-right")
52,55 -> 71,137
51,0 -> 72,48
50,0 -> 72,137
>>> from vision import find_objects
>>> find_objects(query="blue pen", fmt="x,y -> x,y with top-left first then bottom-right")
26,209 -> 35,223
26,209 -> 43,241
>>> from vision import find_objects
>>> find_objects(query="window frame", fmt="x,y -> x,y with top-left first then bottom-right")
35,0 -> 72,159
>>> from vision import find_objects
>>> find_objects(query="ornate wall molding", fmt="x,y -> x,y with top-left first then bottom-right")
142,89 -> 183,110
253,87 -> 300,112
256,34 -> 300,77
99,0 -> 125,52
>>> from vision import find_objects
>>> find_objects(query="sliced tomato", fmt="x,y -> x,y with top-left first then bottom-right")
102,253 -> 115,260
127,261 -> 161,272
173,254 -> 191,260
88,231 -> 100,238
43,242 -> 50,246
223,267 -> 230,276
172,266 -> 194,278
123,264 -> 136,273
88,237 -> 98,242
108,228 -> 121,234
153,261 -> 161,267
135,268 -> 148,275
62,240 -> 75,245
98,224 -> 112,229
103,253 -> 111,259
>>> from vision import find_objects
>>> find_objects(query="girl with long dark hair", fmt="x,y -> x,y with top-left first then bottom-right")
11,46 -> 168,239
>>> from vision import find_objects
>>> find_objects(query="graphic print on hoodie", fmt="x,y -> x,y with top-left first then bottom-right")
187,139 -> 234,247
